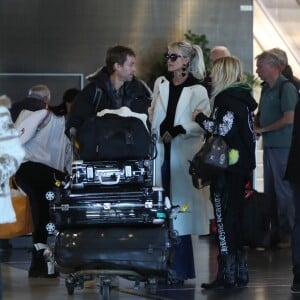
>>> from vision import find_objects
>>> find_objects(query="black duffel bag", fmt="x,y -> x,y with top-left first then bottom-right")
77,113 -> 152,161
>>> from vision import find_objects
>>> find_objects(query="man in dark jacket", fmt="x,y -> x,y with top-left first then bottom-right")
285,100 -> 300,293
66,45 -> 151,137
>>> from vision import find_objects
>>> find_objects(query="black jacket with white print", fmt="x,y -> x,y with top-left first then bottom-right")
195,83 -> 258,175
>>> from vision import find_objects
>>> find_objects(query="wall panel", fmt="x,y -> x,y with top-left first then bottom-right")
0,0 -> 253,104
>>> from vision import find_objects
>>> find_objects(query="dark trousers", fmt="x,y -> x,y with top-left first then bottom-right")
264,148 -> 295,242
171,235 -> 195,280
291,183 -> 300,275
0,264 -> 2,300
210,172 -> 246,255
15,161 -> 65,245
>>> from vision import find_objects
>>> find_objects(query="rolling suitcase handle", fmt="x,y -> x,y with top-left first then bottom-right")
98,172 -> 121,185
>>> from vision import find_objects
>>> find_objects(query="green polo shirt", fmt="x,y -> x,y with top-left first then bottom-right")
259,75 -> 298,148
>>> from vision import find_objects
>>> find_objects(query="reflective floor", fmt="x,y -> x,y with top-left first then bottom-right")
0,235 -> 298,300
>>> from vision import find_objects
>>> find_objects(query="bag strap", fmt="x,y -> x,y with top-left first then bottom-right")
9,177 -> 18,190
36,110 -> 51,132
92,86 -> 103,113
9,176 -> 26,195
278,79 -> 289,101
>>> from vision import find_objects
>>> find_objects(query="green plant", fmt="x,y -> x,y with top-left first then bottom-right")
244,72 -> 262,88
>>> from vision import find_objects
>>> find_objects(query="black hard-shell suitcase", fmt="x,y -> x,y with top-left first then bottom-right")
71,159 -> 153,189
47,186 -> 167,229
54,226 -> 172,277
242,190 -> 272,248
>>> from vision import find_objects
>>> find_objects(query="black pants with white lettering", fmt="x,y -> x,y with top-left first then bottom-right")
210,172 -> 247,255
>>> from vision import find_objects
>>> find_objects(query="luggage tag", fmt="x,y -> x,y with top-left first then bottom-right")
170,202 -> 190,219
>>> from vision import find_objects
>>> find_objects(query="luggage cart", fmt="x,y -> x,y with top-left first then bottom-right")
45,123 -> 177,299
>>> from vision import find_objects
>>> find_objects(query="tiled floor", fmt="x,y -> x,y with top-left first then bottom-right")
0,235 -> 297,300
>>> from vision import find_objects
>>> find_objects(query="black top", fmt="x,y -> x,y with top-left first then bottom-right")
160,74 -> 201,138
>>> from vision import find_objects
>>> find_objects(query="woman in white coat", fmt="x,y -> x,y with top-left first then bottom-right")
149,40 -> 211,284
0,95 -> 25,300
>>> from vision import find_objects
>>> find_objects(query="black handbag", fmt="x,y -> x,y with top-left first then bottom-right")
189,134 -> 229,189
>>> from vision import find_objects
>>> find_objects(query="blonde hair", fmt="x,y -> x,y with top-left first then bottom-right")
211,56 -> 244,97
28,84 -> 51,103
168,40 -> 206,80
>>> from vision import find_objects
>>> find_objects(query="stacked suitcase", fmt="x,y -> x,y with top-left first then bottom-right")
47,159 -> 168,228
46,114 -> 175,297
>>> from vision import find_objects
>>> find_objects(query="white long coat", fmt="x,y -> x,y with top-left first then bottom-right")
0,99 -> 25,224
149,76 -> 213,235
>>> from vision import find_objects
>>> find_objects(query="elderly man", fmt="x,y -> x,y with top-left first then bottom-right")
202,45 -> 231,98
209,45 -> 231,66
10,84 -> 51,122
255,50 -> 298,249
269,47 -> 300,97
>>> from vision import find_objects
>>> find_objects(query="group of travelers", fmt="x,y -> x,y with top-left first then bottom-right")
1,40 -> 300,296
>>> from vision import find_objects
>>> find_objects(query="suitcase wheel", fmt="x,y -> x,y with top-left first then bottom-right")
100,277 -> 112,299
66,282 -> 75,295
65,276 -> 76,295
65,274 -> 84,295
45,190 -> 56,201
45,223 -> 56,234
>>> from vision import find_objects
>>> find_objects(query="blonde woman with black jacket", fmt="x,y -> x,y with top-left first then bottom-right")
193,56 -> 258,289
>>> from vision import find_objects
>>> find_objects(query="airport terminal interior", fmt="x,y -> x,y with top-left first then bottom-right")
1,1 -> 300,300
1,234 -> 296,300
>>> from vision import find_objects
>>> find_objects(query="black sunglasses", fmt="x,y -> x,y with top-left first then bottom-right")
164,53 -> 182,62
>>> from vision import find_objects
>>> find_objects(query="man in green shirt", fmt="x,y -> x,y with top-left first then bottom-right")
255,50 -> 298,249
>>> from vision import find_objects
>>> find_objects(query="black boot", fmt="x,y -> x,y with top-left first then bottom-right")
291,273 -> 300,293
28,244 -> 58,278
28,247 -> 47,277
236,249 -> 249,287
222,254 -> 236,288
201,255 -> 224,289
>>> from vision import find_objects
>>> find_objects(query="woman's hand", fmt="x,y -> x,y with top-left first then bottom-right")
161,131 -> 173,143
192,109 -> 201,121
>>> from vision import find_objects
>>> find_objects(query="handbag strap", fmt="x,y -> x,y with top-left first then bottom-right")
9,177 -> 18,190
9,176 -> 26,195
